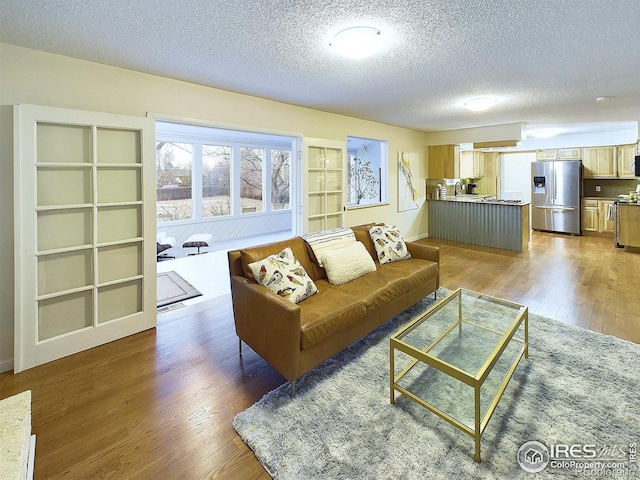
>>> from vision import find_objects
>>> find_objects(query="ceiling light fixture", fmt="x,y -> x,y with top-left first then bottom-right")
463,97 -> 498,112
330,26 -> 382,59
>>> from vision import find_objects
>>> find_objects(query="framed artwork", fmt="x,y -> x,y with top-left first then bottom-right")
398,152 -> 419,211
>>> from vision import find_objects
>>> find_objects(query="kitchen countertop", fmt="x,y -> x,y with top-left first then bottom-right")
429,195 -> 530,206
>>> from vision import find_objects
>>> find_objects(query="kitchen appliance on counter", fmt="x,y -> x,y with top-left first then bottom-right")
467,183 -> 478,195
531,160 -> 582,235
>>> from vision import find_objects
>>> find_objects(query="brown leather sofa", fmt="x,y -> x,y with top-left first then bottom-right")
227,225 -> 440,395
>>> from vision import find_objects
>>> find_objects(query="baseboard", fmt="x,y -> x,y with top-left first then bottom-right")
0,357 -> 14,373
407,233 -> 430,242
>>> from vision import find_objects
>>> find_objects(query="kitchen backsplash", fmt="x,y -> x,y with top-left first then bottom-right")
583,179 -> 640,198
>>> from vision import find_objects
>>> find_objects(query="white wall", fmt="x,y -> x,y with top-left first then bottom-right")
0,42 -> 433,370
501,152 -> 536,203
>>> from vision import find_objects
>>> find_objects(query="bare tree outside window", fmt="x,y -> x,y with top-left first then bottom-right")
348,144 -> 379,205
202,145 -> 231,217
271,150 -> 290,210
240,147 -> 264,213
156,142 -> 193,221
347,137 -> 387,207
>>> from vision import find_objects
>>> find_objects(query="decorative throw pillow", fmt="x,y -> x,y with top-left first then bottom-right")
321,241 -> 377,285
368,225 -> 412,264
248,247 -> 318,304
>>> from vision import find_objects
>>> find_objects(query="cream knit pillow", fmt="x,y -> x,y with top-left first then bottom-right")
321,241 -> 376,285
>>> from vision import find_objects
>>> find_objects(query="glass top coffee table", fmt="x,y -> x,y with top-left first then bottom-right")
390,288 -> 528,462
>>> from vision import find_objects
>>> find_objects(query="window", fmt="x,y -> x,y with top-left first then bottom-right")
240,147 -> 264,213
271,150 -> 290,210
202,145 -> 231,217
347,136 -> 388,207
156,122 -> 293,224
157,142 -> 193,221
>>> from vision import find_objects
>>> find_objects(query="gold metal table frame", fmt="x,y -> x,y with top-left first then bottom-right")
390,288 -> 528,462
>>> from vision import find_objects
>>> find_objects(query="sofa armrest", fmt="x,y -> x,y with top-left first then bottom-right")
230,275 -> 302,381
406,242 -> 440,264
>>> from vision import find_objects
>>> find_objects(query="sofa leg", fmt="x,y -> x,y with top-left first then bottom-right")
239,338 -> 242,356
290,381 -> 296,398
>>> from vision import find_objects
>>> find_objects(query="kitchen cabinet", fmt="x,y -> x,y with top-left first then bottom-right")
618,204 -> 640,249
581,198 -> 615,236
536,150 -> 558,161
617,144 -> 639,179
477,152 -> 499,195
558,148 -> 582,160
582,147 -> 617,178
428,145 -> 455,179
460,150 -> 485,178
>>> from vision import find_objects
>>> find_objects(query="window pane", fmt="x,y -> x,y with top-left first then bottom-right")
271,150 -> 290,210
240,147 -> 263,214
347,137 -> 387,207
156,142 -> 193,222
202,145 -> 231,217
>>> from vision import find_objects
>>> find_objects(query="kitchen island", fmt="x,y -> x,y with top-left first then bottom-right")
428,197 -> 531,251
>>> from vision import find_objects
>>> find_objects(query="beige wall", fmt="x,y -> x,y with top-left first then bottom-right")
0,42 -> 431,369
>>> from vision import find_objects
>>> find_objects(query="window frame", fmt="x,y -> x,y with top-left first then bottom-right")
156,122 -> 293,226
346,135 -> 389,209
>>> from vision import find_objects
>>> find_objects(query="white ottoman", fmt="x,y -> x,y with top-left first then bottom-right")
183,233 -> 214,256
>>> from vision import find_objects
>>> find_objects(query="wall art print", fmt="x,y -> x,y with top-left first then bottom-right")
398,152 -> 419,211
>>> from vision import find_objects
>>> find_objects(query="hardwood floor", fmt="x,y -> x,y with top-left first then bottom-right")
1,232 -> 638,479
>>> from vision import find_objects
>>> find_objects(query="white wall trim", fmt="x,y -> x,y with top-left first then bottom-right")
0,357 -> 14,374
146,112 -> 303,139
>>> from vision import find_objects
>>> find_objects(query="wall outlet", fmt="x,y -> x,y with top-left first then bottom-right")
595,185 -> 601,192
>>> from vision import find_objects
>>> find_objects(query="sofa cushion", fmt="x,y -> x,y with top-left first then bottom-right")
380,258 -> 439,291
240,237 -> 317,281
350,224 -> 379,262
299,281 -> 367,350
322,241 -> 377,285
369,225 -> 411,264
301,227 -> 356,267
248,247 -> 318,304
334,269 -> 408,311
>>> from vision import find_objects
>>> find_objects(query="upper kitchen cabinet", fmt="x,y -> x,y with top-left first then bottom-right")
460,150 -> 485,178
557,148 -> 582,160
582,147 -> 617,178
536,150 -> 558,161
617,143 -> 639,179
427,145 -> 455,179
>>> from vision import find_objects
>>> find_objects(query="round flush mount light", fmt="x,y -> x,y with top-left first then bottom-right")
330,26 -> 382,59
463,97 -> 499,112
595,96 -> 611,102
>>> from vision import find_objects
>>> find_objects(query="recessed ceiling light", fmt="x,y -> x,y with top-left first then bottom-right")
463,97 -> 498,112
595,96 -> 611,102
330,26 -> 381,59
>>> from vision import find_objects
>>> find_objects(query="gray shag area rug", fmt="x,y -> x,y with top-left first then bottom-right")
233,288 -> 640,479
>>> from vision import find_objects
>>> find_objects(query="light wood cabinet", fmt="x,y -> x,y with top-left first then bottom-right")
581,198 -> 615,236
582,199 -> 599,233
558,148 -> 582,160
617,144 -> 638,179
536,150 -> 558,161
582,147 -> 617,178
460,150 -> 485,178
427,145 -> 455,179
619,204 -> 640,248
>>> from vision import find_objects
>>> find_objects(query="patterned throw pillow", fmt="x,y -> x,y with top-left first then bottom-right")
248,247 -> 318,304
368,225 -> 412,264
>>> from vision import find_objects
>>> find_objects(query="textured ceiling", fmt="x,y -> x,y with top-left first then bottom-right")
1,0 -> 639,133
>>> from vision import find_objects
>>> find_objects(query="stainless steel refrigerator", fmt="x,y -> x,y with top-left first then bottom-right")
531,160 -> 582,235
